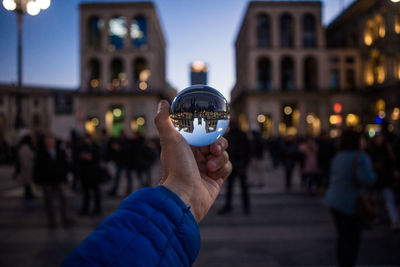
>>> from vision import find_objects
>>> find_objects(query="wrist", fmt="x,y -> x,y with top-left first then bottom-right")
162,179 -> 192,208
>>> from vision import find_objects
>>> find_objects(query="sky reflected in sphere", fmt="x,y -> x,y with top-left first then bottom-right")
170,85 -> 230,147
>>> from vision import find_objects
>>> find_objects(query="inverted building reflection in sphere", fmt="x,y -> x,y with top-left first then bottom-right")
170,85 -> 230,146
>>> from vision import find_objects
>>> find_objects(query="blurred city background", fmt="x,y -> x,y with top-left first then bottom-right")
0,0 -> 399,266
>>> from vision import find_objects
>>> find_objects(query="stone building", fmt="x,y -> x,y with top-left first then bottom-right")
77,2 -> 174,138
231,0 -> 400,138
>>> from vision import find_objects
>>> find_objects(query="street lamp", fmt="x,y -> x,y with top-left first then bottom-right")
2,0 -> 51,129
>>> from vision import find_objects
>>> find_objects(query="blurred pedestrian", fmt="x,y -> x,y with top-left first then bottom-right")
34,134 -> 75,228
79,134 -> 102,216
317,131 -> 334,190
16,135 -> 35,200
367,133 -> 400,230
108,130 -> 133,196
324,129 -> 376,267
130,131 -> 155,187
299,137 -> 320,194
280,134 -> 299,192
248,129 -> 265,187
218,119 -> 251,215
69,130 -> 82,192
0,134 -> 10,164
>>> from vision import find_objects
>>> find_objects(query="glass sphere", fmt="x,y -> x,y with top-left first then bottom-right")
170,85 -> 230,146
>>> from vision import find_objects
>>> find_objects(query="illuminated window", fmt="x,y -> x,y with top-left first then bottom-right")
303,14 -> 316,48
330,69 -> 340,90
365,51 -> 386,85
395,13 -> 400,34
88,16 -> 102,50
88,59 -> 100,90
131,15 -> 147,48
109,16 -> 126,50
257,14 -> 271,48
257,57 -> 272,91
395,55 -> 400,80
281,56 -> 295,91
375,15 -> 385,38
304,56 -> 318,91
133,57 -> 149,88
364,20 -> 374,46
280,13 -> 294,48
110,58 -> 125,90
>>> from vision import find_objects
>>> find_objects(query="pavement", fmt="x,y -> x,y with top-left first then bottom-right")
0,157 -> 399,267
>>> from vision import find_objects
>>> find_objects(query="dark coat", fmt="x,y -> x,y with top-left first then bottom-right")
129,137 -> 156,172
34,146 -> 68,185
79,142 -> 101,187
226,126 -> 250,171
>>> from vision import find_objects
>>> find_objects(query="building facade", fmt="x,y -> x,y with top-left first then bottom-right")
231,0 -> 400,138
78,2 -> 173,138
190,61 -> 208,85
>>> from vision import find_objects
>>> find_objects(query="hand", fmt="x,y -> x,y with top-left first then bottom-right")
155,100 -> 232,222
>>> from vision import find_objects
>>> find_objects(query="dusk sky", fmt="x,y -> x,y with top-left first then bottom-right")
0,0 -> 355,99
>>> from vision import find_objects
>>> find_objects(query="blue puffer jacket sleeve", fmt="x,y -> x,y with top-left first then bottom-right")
62,186 -> 200,267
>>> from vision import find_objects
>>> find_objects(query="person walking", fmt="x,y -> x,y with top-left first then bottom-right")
324,129 -> 376,267
130,131 -> 155,187
16,135 -> 35,199
299,137 -> 320,194
280,134 -> 299,192
34,134 -> 74,228
78,134 -> 102,216
108,130 -> 133,196
367,133 -> 400,230
218,119 -> 251,215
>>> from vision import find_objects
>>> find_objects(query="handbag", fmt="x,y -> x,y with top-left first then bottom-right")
353,152 -> 378,224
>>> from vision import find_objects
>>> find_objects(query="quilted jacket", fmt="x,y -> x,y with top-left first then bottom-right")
63,186 -> 200,266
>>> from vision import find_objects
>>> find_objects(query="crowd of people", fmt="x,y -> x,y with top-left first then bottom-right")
10,129 -> 157,228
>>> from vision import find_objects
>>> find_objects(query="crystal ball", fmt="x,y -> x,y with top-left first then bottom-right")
170,85 -> 230,147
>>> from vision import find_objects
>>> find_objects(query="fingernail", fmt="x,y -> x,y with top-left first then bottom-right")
157,101 -> 165,113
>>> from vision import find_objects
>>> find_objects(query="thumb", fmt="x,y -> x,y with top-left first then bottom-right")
154,100 -> 177,140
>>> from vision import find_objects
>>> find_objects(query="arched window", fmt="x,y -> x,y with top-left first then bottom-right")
281,56 -> 295,91
280,13 -> 294,48
88,16 -> 102,49
303,14 -> 316,48
88,59 -> 100,89
109,16 -> 126,50
256,14 -> 271,48
110,58 -> 126,90
395,13 -> 400,34
304,57 -> 318,91
257,57 -> 272,91
133,58 -> 150,90
131,15 -> 147,48
32,114 -> 40,127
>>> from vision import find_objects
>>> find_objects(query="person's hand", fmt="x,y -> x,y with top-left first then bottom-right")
155,100 -> 232,222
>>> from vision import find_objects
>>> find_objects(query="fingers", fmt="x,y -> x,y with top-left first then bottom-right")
206,151 -> 229,172
154,100 -> 178,142
209,137 -> 228,156
208,161 -> 232,181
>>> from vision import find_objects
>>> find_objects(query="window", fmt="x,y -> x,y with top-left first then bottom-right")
109,16 -> 126,50
364,14 -> 386,46
256,14 -> 271,48
396,55 -> 400,80
110,58 -> 126,90
345,69 -> 356,90
304,57 -> 318,91
345,56 -> 355,64
0,114 -> 5,130
281,56 -> 295,91
88,59 -> 100,89
87,16 -> 102,49
330,69 -> 340,90
54,94 -> 73,115
33,98 -> 39,107
133,58 -> 149,90
257,57 -> 272,91
131,15 -> 147,48
303,14 -> 316,48
280,14 -> 294,48
330,56 -> 339,64
395,13 -> 400,34
0,97 -> 3,106
365,51 -> 386,85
